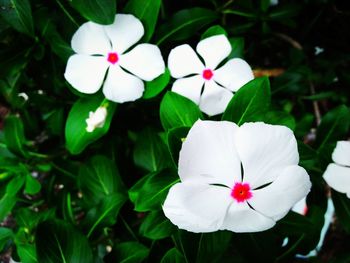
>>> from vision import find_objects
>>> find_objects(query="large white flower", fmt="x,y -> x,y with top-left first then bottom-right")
162,120 -> 311,233
64,14 -> 165,103
167,35 -> 254,116
323,141 -> 350,198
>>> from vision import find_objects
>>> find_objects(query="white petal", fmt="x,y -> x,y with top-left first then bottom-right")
162,182 -> 232,233
171,75 -> 204,104
323,163 -> 350,196
64,54 -> 108,94
234,122 -> 299,189
199,81 -> 233,116
119,44 -> 165,81
196,35 -> 231,70
104,14 -> 144,54
71,21 -> 111,55
250,165 -> 311,221
332,141 -> 350,166
179,120 -> 241,187
168,44 -> 204,78
102,66 -> 144,103
220,202 -> 275,233
214,58 -> 254,92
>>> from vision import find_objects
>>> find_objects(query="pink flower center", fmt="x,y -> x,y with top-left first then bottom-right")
231,182 -> 253,203
107,52 -> 119,64
202,69 -> 214,80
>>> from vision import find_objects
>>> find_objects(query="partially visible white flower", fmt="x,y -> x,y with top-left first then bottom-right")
323,141 -> 350,198
167,35 -> 254,116
64,14 -> 165,103
292,197 -> 308,215
86,106 -> 107,132
162,120 -> 311,233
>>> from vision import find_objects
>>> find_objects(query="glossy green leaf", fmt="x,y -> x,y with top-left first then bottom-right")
160,92 -> 203,130
143,69 -> 170,99
17,243 -> 37,263
201,25 -> 227,39
261,110 -> 296,130
70,0 -> 116,24
0,176 -> 25,221
111,242 -> 149,263
222,77 -> 271,125
139,210 -> 175,240
160,248 -> 185,263
3,115 -> 28,157
332,190 -> 350,233
124,0 -> 161,41
156,8 -> 218,45
0,0 -> 34,36
65,96 -> 116,155
133,128 -> 172,172
166,126 -> 189,167
228,37 -> 245,59
83,193 -> 127,238
36,219 -> 93,263
78,155 -> 126,206
196,232 -> 232,263
129,169 -> 179,212
24,174 -> 41,195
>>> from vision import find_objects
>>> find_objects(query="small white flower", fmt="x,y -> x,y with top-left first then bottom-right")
86,106 -> 107,132
64,14 -> 165,103
167,35 -> 254,116
162,120 -> 311,233
323,141 -> 350,198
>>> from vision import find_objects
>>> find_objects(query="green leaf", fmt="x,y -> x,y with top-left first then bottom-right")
332,190 -> 350,233
78,155 -> 126,206
0,227 -> 13,252
276,211 -> 316,236
36,219 -> 93,263
139,210 -> 175,240
83,193 -> 127,238
228,37 -> 245,59
3,115 -> 28,157
160,248 -> 185,263
0,0 -> 34,36
65,96 -> 116,155
124,0 -> 161,41
70,0 -> 115,25
156,8 -> 218,45
166,127 -> 190,167
143,69 -> 170,99
24,174 -> 41,195
196,232 -> 232,263
17,243 -> 37,263
201,25 -> 227,39
129,169 -> 179,212
0,176 -> 25,221
160,92 -> 203,130
133,128 -> 172,172
295,114 -> 314,138
222,77 -> 271,125
315,105 -> 350,154
111,242 -> 149,263
260,110 -> 296,130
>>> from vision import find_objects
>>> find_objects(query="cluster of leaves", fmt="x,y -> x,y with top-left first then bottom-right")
0,0 -> 349,262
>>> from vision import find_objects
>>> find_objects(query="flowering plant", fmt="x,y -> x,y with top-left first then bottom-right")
0,0 -> 349,262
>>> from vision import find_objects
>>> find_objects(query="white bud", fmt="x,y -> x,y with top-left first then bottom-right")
85,106 -> 108,133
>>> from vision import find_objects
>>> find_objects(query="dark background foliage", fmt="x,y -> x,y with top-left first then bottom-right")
0,0 -> 350,262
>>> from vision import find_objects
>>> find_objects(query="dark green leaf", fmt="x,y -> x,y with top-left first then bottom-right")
276,211 -> 316,236
0,176 -> 25,221
70,0 -> 115,24
36,219 -> 93,263
222,77 -> 271,125
139,210 -> 175,240
129,169 -> 179,212
0,0 -> 34,36
65,96 -> 116,155
143,69 -> 170,99
3,115 -> 28,157
160,92 -> 203,130
0,227 -> 13,252
111,242 -> 149,263
201,25 -> 227,39
332,190 -> 350,233
261,110 -> 296,130
166,126 -> 189,167
156,8 -> 218,45
78,155 -> 126,206
17,243 -> 37,263
160,248 -> 185,263
196,232 -> 232,263
228,37 -> 245,59
295,114 -> 314,138
24,174 -> 41,195
124,0 -> 161,41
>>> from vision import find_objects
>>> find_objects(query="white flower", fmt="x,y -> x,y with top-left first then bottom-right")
86,106 -> 107,132
167,35 -> 254,116
64,14 -> 165,103
323,141 -> 350,198
162,120 -> 311,233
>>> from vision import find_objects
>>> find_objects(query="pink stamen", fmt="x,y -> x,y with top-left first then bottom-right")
107,52 -> 119,64
202,69 -> 213,80
231,182 -> 253,203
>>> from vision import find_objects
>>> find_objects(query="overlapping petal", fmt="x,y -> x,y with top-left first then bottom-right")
323,163 -> 350,198
104,14 -> 144,54
171,75 -> 204,104
64,55 -> 109,94
102,65 -> 144,103
163,182 -> 232,233
179,120 -> 241,187
234,122 -> 299,189
331,141 -> 350,167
